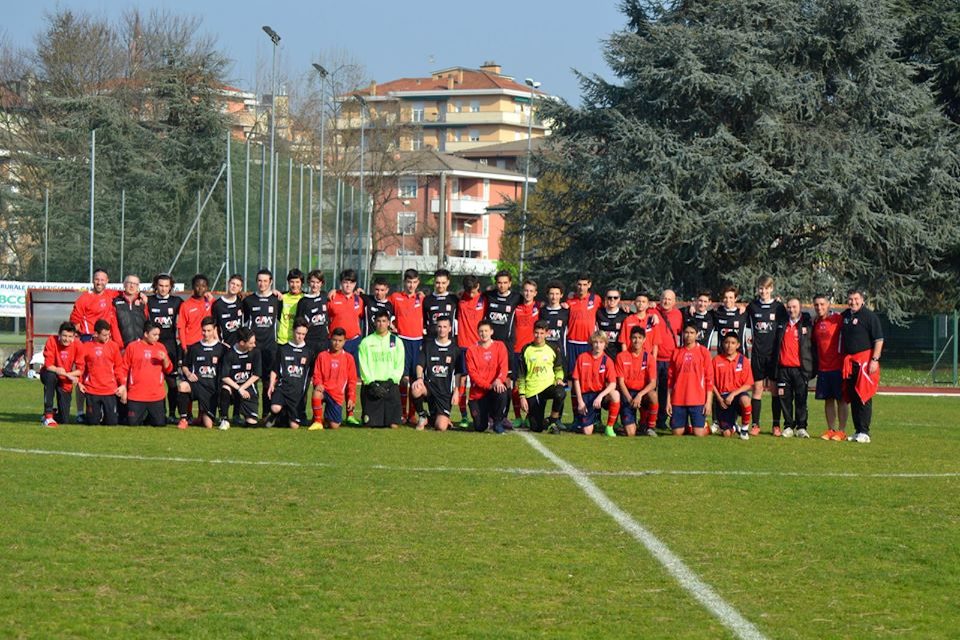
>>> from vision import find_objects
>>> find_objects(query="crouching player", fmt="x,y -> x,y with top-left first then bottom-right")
177,317 -> 225,430
76,319 -> 125,426
572,331 -> 620,437
616,326 -> 658,437
309,328 -> 357,430
219,327 -> 261,428
465,320 -> 510,433
517,320 -> 566,434
40,322 -> 81,427
412,317 -> 461,431
121,321 -> 174,426
265,319 -> 313,429
666,325 -> 713,437
712,333 -> 754,439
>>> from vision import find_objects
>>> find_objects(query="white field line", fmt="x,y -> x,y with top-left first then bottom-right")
519,432 -> 769,640
0,446 -> 958,479
877,391 -> 960,397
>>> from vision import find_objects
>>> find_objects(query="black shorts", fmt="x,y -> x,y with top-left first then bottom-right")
228,385 -> 260,420
86,394 -> 119,425
361,381 -> 402,427
271,382 -> 308,423
425,384 -> 453,418
751,352 -> 776,381
160,339 -> 181,369
188,382 -> 219,417
127,399 -> 166,426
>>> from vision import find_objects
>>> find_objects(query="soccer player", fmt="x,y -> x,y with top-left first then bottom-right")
242,269 -> 281,415
712,333 -> 754,439
177,317 -> 226,430
616,326 -> 658,437
40,322 -> 81,427
456,275 -> 486,427
308,328 -> 357,430
713,286 -> 747,349
572,331 -> 620,437
265,319 -> 313,429
684,291 -> 716,349
423,268 -> 458,339
596,287 -> 629,358
296,270 -> 330,355
111,274 -> 146,347
362,277 -> 395,336
70,268 -> 120,423
389,269 -> 426,425
411,316 -> 461,431
121,321 -> 174,427
465,320 -> 510,434
328,269 -> 365,370
619,292 -> 658,359
652,289 -> 683,431
358,309 -> 405,428
511,279 -> 542,427
773,298 -> 815,438
543,281 -> 569,361
746,275 -> 787,436
76,319 -> 124,426
212,274 -> 245,346
517,319 -> 565,434
565,275 -> 601,377
812,294 -> 848,440
276,269 -> 305,346
219,327 -> 261,427
483,270 -> 523,431
177,274 -> 213,351
841,289 -> 884,443
146,273 -> 183,423
666,325 -> 713,437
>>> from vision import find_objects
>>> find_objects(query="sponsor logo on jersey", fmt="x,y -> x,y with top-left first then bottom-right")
286,364 -> 305,378
255,315 -> 274,327
198,365 -> 217,378
488,311 -> 509,324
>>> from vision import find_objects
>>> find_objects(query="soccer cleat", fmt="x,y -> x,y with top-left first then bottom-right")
749,424 -> 760,437
796,428 -> 810,439
710,422 -> 720,435
501,419 -> 515,432
514,418 -> 529,430
821,429 -> 836,440
493,421 -> 506,434
343,415 -> 361,426
782,427 -> 794,438
263,414 -> 277,429
176,418 -> 189,430
42,414 -> 58,428
604,425 -> 617,438
547,422 -> 562,435
166,414 -> 179,425
738,427 -> 750,441
457,418 -> 471,430
850,432 -> 871,444
831,431 -> 847,441
75,413 -> 87,425
645,427 -> 658,437
416,415 -> 428,431
307,421 -> 325,431
772,426 -> 783,437
218,419 -> 231,431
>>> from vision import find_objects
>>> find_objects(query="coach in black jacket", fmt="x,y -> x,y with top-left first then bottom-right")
772,298 -> 817,437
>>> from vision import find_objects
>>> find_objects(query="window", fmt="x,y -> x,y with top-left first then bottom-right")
469,129 -> 480,142
470,99 -> 480,113
412,131 -> 424,150
454,130 -> 462,142
478,158 -> 488,165
411,102 -> 425,123
496,159 -> 506,169
455,100 -> 463,113
515,132 -> 522,141
398,177 -> 418,199
397,212 -> 416,234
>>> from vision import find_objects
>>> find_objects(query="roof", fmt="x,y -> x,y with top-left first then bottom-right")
346,149 -> 535,183
453,137 -> 548,158
352,67 -> 547,98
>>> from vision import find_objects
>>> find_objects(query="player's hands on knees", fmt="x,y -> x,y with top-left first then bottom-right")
239,388 -> 250,399
492,379 -> 507,394
411,378 -> 425,395
666,401 -> 673,417
347,400 -> 355,412
520,397 -> 528,413
704,403 -> 712,417
577,400 -> 587,415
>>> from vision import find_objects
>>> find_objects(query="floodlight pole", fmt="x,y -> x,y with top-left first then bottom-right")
520,78 -> 541,282
120,189 -> 125,277
88,129 -> 96,282
312,63 -> 329,273
263,26 -> 280,276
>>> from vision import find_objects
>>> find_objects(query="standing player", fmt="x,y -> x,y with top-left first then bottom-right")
746,275 -> 787,436
121,321 -> 174,427
773,298 -> 815,438
652,289 -> 683,431
423,268 -> 458,339
176,317 -> 226,430
666,325 -> 714,437
812,295 -> 848,440
455,275 -> 486,428
76,319 -> 124,426
308,328 -> 357,430
265,319 -> 313,429
596,288 -> 629,358
362,277 -> 395,336
111,274 -> 146,347
712,333 -> 754,439
713,286 -> 747,349
146,274 -> 183,424
242,269 -> 281,416
276,269 -> 305,346
510,279 -> 542,427
328,269 -> 365,364
219,327 -> 261,428
841,289 -> 884,443
357,310 -> 405,429
565,275 -> 601,378
296,270 -> 330,355
411,316 -> 461,431
616,326 -> 658,437
212,275 -> 245,346
39,322 -> 81,427
389,269 -> 426,425
619,293 -> 658,359
483,270 -> 523,431
177,274 -> 213,351
70,268 -> 120,423
572,331 -> 620,437
465,320 -> 510,434
516,320 -> 565,434
684,291 -> 716,349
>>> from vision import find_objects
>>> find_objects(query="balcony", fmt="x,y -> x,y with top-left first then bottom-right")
430,198 -> 490,215
444,111 -> 542,127
450,233 -> 488,254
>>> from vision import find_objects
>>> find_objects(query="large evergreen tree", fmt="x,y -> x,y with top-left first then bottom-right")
530,0 -> 960,319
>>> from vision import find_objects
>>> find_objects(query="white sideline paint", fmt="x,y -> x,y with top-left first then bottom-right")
1,446 -> 958,479
519,432 -> 769,640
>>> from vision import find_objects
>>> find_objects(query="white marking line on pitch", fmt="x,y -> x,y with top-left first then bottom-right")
1,447 -> 958,479
519,432 -> 769,640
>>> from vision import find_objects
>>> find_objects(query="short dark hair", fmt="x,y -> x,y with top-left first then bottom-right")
403,268 -> 419,281
697,290 -> 712,299
636,292 -> 651,300
201,317 -> 216,328
152,273 -> 173,289
533,319 -> 549,331
293,317 -> 309,330
374,309 -> 391,321
523,279 -> 538,289
630,325 -> 646,337
58,322 -> 77,335
257,269 -> 273,280
93,319 -> 111,333
546,281 -> 564,295
340,269 -> 358,283
93,268 -> 108,278
434,269 -> 451,280
228,274 -> 244,285
236,327 -> 254,343
143,320 -> 159,333
373,276 -> 390,287
721,286 -> 738,297
330,327 -> 346,338
495,270 -> 512,281
477,319 -> 493,331
307,269 -> 324,283
576,274 -> 591,283
847,288 -> 866,299
191,274 -> 209,288
287,269 -> 304,283
462,275 -> 480,291
813,293 -> 830,303
723,332 -> 741,343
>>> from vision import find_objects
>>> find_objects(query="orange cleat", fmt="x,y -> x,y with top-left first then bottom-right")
749,425 -> 760,437
821,430 -> 836,440
177,419 -> 189,430
772,426 -> 782,437
831,430 -> 846,441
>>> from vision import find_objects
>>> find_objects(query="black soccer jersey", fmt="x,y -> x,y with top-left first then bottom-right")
596,308 -> 629,358
222,346 -> 261,388
418,339 -> 460,396
363,296 -> 395,336
274,342 -> 314,397
483,290 -> 522,346
841,307 -> 883,355
295,294 -> 329,346
423,292 -> 458,338
684,309 -> 716,349
212,296 -> 243,346
242,293 -> 281,349
713,305 -> 747,351
747,299 -> 787,357
146,294 -> 182,345
184,340 -> 226,390
542,306 -> 569,358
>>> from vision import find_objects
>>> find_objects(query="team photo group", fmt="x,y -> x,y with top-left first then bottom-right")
39,266 -> 884,442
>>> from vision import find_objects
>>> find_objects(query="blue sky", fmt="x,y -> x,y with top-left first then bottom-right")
6,1 -> 627,104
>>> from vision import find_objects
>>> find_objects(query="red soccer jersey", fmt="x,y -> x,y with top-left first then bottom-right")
77,339 -> 123,395
650,307 -> 683,362
573,351 -> 617,394
328,291 -> 365,340
566,293 -> 601,344
465,341 -> 509,400
712,353 -> 754,395
177,297 -> 213,349
457,293 -> 487,349
814,314 -> 844,372
619,313 -> 657,353
312,350 -> 358,404
616,349 -> 655,391
42,336 -> 81,391
120,340 -> 173,402
513,301 -> 542,353
779,321 -> 801,367
70,289 -> 119,335
668,344 -> 713,406
389,291 -> 426,339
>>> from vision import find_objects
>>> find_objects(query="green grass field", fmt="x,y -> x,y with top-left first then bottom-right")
1,378 -> 958,639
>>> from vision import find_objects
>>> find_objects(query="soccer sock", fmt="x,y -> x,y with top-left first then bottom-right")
177,394 -> 190,420
218,389 -> 232,418
188,401 -> 194,420
751,398 -> 761,426
512,387 -> 522,419
639,406 -> 648,426
414,395 -> 426,417
771,395 -> 782,427
457,379 -> 468,415
399,380 -> 409,418
607,402 -> 620,427
741,404 -> 752,428
647,403 -> 659,430
311,395 -> 324,423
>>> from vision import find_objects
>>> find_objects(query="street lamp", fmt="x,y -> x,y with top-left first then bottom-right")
520,77 -> 541,282
263,26 -> 280,273
354,94 -> 369,288
312,63 -> 328,272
